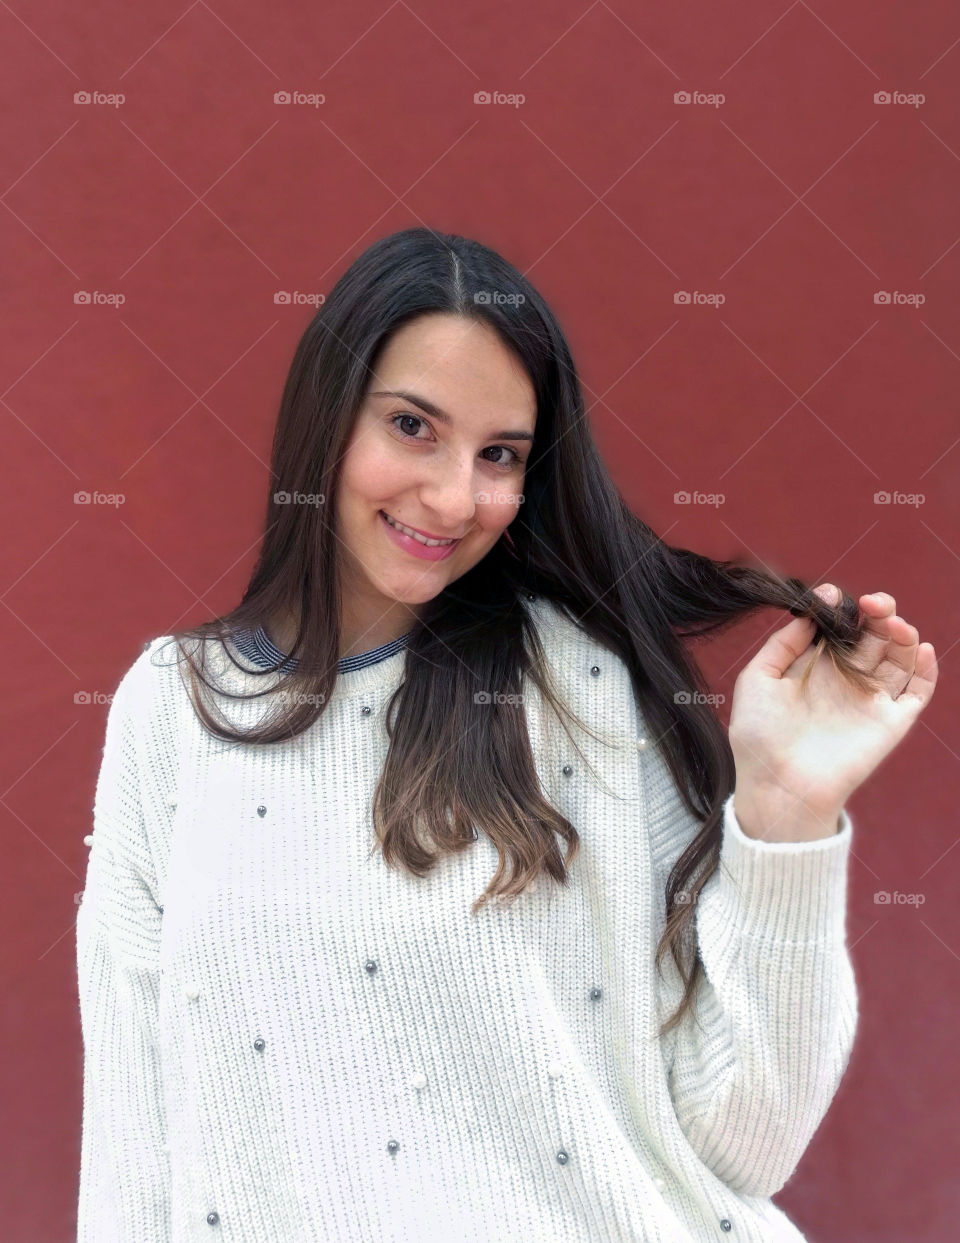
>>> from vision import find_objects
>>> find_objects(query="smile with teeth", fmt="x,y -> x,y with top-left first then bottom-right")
381,511 -> 458,547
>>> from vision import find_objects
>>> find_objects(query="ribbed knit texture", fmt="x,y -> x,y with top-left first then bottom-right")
76,597 -> 858,1243
231,623 -> 412,674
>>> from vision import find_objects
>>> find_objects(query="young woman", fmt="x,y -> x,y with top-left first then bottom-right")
76,227 -> 937,1243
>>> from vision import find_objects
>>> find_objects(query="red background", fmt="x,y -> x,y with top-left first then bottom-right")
2,3 -> 957,1240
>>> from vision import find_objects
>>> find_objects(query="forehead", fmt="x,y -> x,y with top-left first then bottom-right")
370,313 -> 536,424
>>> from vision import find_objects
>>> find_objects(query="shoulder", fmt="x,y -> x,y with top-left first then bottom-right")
106,633 -> 215,742
104,639 -> 164,730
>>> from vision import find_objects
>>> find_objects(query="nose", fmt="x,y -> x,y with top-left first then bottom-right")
417,454 -> 481,533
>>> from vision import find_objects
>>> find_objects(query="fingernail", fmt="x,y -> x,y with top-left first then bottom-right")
815,584 -> 840,604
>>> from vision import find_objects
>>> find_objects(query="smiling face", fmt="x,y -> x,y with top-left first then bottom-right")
332,312 -> 537,651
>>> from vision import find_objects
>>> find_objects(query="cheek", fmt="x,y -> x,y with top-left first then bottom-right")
481,491 -> 523,534
339,438 -> 412,503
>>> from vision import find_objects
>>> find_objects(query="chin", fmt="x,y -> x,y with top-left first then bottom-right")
370,571 -> 451,603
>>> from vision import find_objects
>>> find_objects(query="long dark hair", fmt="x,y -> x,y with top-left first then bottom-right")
168,226 -> 881,1036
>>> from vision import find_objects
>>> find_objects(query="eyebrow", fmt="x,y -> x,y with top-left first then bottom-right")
369,389 -> 535,443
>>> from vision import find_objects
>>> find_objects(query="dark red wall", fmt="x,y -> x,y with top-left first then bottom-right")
2,3 -> 956,1240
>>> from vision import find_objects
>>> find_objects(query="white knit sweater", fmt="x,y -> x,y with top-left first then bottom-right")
76,596 -> 857,1243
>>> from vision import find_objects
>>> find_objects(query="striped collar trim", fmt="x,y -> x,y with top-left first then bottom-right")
231,625 -> 411,674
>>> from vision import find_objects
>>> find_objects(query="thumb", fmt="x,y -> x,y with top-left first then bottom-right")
750,583 -> 837,679
751,615 -> 819,680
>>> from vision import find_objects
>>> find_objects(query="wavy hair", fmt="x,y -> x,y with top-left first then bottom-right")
169,226 -> 883,1036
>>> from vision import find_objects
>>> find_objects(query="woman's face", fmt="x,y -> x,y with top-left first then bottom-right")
334,312 -> 537,622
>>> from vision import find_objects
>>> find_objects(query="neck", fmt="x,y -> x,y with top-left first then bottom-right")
339,610 -> 417,659
267,603 -> 419,661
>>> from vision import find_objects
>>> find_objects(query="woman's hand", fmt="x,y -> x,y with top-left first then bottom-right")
729,585 -> 939,842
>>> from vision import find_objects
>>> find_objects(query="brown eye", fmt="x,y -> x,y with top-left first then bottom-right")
388,413 -> 525,471
391,413 -> 425,437
481,445 -> 523,469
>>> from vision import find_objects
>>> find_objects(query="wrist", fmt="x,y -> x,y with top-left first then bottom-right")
733,785 -> 844,843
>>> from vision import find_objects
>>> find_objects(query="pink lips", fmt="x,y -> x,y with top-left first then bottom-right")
378,510 -> 461,561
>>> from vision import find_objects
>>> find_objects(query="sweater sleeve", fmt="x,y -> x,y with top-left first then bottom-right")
75,654 -> 171,1242
661,790 -> 858,1198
